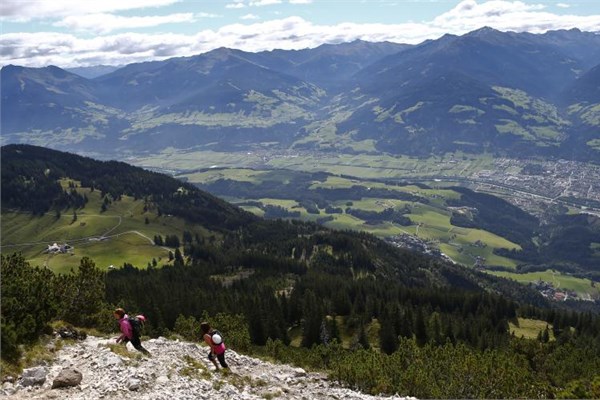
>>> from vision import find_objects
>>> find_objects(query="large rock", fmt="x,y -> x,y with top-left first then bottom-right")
52,368 -> 83,389
56,326 -> 87,340
127,378 -> 141,391
2,382 -> 16,396
20,366 -> 47,387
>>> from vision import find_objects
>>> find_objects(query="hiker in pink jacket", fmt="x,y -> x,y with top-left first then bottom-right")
201,322 -> 228,370
114,308 -> 150,354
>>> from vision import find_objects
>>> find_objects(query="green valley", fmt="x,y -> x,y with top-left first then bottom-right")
174,165 -> 600,300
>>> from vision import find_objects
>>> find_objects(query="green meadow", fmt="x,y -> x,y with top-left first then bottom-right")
134,150 -> 498,182
1,182 -> 207,274
24,233 -> 167,275
182,168 -> 521,268
6,161 -> 593,299
490,270 -> 600,299
509,318 -> 555,340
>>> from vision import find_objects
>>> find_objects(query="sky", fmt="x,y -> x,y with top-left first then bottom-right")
1,0 -> 599,68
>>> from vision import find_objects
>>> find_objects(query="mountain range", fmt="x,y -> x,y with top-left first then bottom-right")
2,27 -> 599,161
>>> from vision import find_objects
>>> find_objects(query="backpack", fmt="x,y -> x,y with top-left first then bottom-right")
128,316 -> 143,338
211,329 -> 224,345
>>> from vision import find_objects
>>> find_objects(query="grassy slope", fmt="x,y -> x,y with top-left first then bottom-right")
491,270 -> 600,299
509,318 -> 555,340
1,182 -> 208,274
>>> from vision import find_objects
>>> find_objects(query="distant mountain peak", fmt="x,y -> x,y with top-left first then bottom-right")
471,26 -> 499,34
205,47 -> 239,57
464,26 -> 506,39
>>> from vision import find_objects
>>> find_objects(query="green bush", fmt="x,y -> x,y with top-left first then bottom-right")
330,338 -> 549,399
207,312 -> 251,352
1,254 -> 59,356
173,314 -> 200,341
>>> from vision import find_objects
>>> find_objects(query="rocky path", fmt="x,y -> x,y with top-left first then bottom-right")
2,336 -> 414,400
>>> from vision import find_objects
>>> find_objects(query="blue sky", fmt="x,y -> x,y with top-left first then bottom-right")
1,0 -> 599,67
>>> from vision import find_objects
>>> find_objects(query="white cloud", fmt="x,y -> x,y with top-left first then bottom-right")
289,0 -> 313,4
249,0 -> 282,7
2,0 -> 600,68
197,13 -> 220,18
226,1 -> 246,9
241,14 -> 260,20
54,13 -> 196,35
431,0 -> 598,34
556,3 -> 570,8
0,0 -> 180,21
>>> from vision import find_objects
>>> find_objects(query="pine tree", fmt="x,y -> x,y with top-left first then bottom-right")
356,323 -> 370,350
542,325 -> 550,343
301,290 -> 322,348
414,308 -> 427,346
379,315 -> 398,354
429,313 -> 443,345
329,316 -> 341,343
248,302 -> 267,345
174,248 -> 184,265
59,257 -> 106,327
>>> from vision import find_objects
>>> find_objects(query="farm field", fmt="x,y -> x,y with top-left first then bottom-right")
132,150 -> 497,181
3,165 -> 596,300
180,167 -> 598,299
491,270 -> 600,299
183,169 -> 521,268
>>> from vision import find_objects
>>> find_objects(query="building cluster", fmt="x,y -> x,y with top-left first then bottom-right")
44,243 -> 73,254
530,279 -> 576,302
387,234 -> 454,264
473,158 -> 600,215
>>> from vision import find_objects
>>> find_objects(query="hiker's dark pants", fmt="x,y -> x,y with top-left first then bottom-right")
123,336 -> 150,354
208,350 -> 228,368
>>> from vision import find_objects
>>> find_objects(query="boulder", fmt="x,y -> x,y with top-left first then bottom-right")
52,367 -> 83,389
293,367 -> 307,377
2,382 -> 16,396
127,378 -> 141,391
56,326 -> 87,340
20,366 -> 47,387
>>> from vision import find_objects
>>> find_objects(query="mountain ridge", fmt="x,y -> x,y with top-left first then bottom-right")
1,28 -> 599,161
